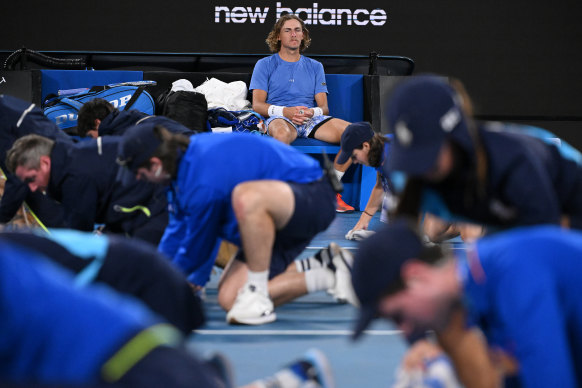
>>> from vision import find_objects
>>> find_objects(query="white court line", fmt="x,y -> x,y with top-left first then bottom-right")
306,246 -> 464,251
195,329 -> 401,336
306,246 -> 357,250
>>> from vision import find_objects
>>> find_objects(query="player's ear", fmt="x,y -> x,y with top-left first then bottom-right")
39,155 -> 51,171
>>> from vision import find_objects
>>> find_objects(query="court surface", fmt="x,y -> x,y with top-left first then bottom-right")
188,212 -> 464,387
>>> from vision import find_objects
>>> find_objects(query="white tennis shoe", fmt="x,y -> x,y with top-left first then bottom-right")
326,243 -> 359,306
226,283 -> 276,325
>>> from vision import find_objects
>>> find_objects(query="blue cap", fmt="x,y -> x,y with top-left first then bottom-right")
352,219 -> 424,340
116,123 -> 162,186
337,122 -> 375,164
386,76 -> 468,176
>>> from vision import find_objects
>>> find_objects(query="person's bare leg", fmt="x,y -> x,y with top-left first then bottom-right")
268,119 -> 298,145
231,180 -> 295,273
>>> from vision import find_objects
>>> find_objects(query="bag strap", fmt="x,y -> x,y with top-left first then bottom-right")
122,86 -> 146,111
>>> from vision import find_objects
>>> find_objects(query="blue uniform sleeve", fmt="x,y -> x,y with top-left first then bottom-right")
161,187 -> 224,286
493,250 -> 576,387
313,61 -> 328,95
249,57 -> 270,92
159,209 -> 188,260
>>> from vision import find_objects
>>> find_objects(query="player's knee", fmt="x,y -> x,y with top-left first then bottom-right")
232,184 -> 263,220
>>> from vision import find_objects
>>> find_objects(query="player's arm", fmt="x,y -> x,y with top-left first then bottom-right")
437,308 -> 505,388
352,173 -> 383,231
311,92 -> 329,116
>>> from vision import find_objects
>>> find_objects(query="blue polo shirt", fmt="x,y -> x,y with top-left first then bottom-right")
249,54 -> 328,108
460,226 -> 582,387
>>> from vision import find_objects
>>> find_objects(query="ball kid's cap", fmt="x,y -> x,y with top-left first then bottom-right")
337,122 -> 375,165
116,123 -> 162,186
386,76 -> 468,176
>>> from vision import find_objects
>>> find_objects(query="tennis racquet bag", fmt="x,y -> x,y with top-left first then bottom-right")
43,81 -> 156,133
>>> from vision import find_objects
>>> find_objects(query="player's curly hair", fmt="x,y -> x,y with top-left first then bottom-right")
265,14 -> 311,53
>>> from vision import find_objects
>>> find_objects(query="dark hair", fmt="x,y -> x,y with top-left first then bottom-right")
385,243 -> 446,296
76,99 -> 115,137
265,14 -> 311,53
146,125 -> 190,178
354,133 -> 388,168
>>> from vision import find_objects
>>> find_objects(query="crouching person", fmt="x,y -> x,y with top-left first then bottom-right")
116,125 -> 357,325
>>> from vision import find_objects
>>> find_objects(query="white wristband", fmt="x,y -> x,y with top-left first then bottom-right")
312,107 -> 323,117
268,105 -> 285,117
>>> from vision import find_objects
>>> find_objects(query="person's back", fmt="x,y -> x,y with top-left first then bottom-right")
100,110 -> 196,137
0,229 -> 204,334
181,132 -> 323,189
0,95 -> 73,170
47,137 -> 167,240
466,225 -> 582,387
0,240 -> 163,385
97,108 -> 149,136
421,124 -> 582,228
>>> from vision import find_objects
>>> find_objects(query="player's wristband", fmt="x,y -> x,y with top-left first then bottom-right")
312,107 -> 323,117
268,105 -> 285,117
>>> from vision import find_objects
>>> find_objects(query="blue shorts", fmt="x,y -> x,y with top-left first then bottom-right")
235,177 -> 336,278
265,115 -> 333,138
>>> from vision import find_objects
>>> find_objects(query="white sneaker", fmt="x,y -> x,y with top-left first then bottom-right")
226,283 -> 276,325
327,243 -> 359,307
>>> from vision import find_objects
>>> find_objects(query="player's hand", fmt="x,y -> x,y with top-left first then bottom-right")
291,106 -> 310,125
352,219 -> 369,232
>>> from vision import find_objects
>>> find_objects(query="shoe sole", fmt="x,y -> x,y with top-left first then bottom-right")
226,312 -> 277,325
303,348 -> 336,388
335,208 -> 354,213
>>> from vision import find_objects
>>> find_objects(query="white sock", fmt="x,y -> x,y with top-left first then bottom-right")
295,257 -> 325,272
247,269 -> 269,293
304,267 -> 335,293
334,169 -> 345,181
295,246 -> 334,273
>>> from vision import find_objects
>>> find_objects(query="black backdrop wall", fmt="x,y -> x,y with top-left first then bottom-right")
3,0 -> 582,146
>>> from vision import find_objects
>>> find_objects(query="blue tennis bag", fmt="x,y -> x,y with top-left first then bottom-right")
43,81 -> 156,132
